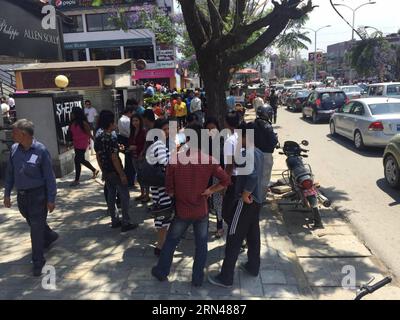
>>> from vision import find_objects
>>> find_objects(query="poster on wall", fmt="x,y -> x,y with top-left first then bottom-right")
53,95 -> 84,154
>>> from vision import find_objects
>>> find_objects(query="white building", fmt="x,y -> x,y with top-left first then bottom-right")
58,0 -> 181,89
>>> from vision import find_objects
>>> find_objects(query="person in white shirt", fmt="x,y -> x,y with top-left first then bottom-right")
253,94 -> 265,111
8,95 -> 15,109
118,106 -> 135,188
84,100 -> 98,154
1,96 -> 10,125
190,91 -> 203,124
221,111 -> 241,224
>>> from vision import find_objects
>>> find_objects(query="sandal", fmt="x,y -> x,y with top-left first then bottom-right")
92,170 -> 100,179
135,195 -> 145,201
215,229 -> 224,239
141,195 -> 151,203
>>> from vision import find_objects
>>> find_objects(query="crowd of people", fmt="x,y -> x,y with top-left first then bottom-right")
3,85 -> 280,288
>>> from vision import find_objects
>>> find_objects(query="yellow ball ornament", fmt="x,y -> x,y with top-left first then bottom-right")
55,75 -> 69,89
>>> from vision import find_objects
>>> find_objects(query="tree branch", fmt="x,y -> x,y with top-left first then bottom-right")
178,0 -> 208,49
219,0 -> 230,21
219,0 -> 313,52
226,19 -> 290,67
207,0 -> 223,39
233,0 -> 246,29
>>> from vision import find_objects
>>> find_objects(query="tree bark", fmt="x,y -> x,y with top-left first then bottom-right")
199,58 -> 230,125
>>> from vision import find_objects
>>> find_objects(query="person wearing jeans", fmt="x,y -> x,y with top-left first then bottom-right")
95,110 -> 138,232
151,124 -> 230,286
154,216 -> 209,285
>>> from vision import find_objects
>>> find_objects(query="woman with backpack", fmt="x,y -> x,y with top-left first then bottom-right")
69,107 -> 99,187
146,119 -> 173,256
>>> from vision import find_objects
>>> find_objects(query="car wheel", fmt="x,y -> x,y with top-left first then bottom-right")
384,155 -> 400,188
312,111 -> 319,124
330,121 -> 337,136
354,130 -> 365,150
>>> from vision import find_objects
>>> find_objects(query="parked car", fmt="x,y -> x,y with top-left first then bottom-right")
340,85 -> 363,100
282,87 -> 304,106
383,134 -> 400,188
368,82 -> 400,99
302,89 -> 347,123
330,97 -> 400,150
286,90 -> 310,112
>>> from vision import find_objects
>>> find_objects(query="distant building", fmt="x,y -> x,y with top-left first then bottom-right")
327,33 -> 400,82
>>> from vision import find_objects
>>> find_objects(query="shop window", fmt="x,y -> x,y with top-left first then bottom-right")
124,45 -> 155,63
90,47 -> 121,60
86,13 -> 118,32
65,49 -> 87,62
63,15 -> 84,33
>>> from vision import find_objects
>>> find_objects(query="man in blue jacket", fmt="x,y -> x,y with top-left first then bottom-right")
208,122 -> 265,288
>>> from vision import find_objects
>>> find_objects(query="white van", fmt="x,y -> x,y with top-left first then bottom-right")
368,82 -> 400,99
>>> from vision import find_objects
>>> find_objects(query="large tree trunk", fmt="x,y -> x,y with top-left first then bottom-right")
199,56 -> 230,126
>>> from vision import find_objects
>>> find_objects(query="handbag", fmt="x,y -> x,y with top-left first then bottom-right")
149,198 -> 175,221
136,159 -> 165,187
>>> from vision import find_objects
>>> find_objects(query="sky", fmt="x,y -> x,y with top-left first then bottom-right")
301,0 -> 400,57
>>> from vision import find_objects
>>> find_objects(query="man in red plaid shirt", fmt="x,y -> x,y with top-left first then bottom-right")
151,124 -> 230,287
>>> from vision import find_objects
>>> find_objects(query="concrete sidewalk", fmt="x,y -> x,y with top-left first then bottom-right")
0,163 -> 311,300
1,157 -> 399,300
269,146 -> 400,300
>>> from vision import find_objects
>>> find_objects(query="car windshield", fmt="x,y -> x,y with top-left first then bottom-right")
341,86 -> 361,93
387,84 -> 400,96
297,91 -> 310,97
369,103 -> 400,115
320,92 -> 346,101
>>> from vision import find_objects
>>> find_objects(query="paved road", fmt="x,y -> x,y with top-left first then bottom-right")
275,106 -> 400,279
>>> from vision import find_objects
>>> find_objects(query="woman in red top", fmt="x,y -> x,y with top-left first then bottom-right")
128,114 -> 149,201
69,107 -> 99,187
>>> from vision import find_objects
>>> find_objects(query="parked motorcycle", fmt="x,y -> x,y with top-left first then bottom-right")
277,140 -> 331,229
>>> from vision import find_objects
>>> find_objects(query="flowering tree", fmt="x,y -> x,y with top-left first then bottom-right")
177,0 -> 313,123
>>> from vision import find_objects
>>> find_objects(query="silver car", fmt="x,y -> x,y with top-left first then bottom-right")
330,98 -> 400,149
339,85 -> 363,100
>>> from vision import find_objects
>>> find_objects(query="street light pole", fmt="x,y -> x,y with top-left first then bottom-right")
304,25 -> 331,81
334,2 -> 376,83
334,2 -> 376,41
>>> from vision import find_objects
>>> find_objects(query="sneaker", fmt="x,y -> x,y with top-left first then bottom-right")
151,266 -> 167,282
33,263 -> 45,277
207,274 -> 232,288
238,262 -> 258,277
111,221 -> 122,229
69,181 -> 80,187
44,232 -> 59,250
121,223 -> 139,232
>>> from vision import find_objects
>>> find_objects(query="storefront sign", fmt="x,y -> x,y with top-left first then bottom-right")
53,95 -> 84,154
0,0 -> 62,61
56,0 -> 156,10
64,38 -> 153,50
156,44 -> 175,62
21,69 -> 101,90
155,61 -> 176,69
133,68 -> 175,80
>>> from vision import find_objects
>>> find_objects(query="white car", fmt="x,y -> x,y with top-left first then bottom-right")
330,97 -> 400,149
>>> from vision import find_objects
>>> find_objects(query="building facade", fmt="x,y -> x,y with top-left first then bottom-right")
57,0 -> 180,89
